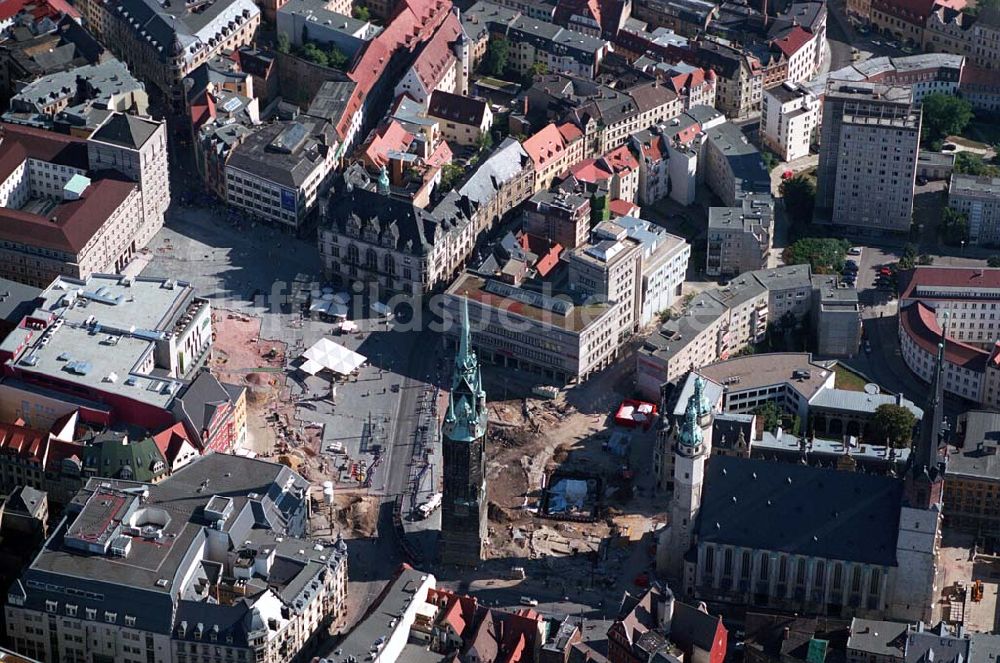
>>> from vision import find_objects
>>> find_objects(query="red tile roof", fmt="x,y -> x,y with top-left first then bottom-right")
0,178 -> 138,253
772,26 -> 814,58
152,423 -> 195,467
569,157 -> 608,182
0,421 -> 48,464
411,11 -> 461,92
609,198 -> 639,216
898,266 -> 1000,301
557,122 -> 583,142
0,123 -> 88,183
44,438 -> 83,473
872,0 -> 963,24
900,301 -> 988,370
337,0 -> 452,140
523,123 -> 568,168
363,120 -> 415,168
0,0 -> 79,22
604,144 -> 639,172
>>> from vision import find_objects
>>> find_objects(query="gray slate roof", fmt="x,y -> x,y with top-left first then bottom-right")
697,455 -> 902,565
90,113 -> 160,150
847,618 -> 908,657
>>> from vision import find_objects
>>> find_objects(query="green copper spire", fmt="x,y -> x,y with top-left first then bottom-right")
377,164 -> 390,195
693,375 -> 711,418
678,395 -> 703,447
443,297 -> 487,443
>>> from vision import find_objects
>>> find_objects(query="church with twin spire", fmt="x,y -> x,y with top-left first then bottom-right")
659,342 -> 948,622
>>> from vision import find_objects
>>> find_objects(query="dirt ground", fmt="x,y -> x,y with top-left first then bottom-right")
308,491 -> 380,541
480,350 -> 662,568
936,530 -> 1000,633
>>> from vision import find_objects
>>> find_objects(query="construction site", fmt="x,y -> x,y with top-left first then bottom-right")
446,361 -> 665,602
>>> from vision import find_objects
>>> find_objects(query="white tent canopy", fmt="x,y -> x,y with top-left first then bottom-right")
300,337 -> 366,375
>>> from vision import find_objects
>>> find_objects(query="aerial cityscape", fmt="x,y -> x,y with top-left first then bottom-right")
0,0 -> 997,659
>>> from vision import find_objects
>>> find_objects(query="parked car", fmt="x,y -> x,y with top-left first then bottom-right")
916,176 -> 927,185
848,246 -> 863,256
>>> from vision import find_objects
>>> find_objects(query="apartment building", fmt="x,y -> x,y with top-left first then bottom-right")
614,215 -> 691,326
225,119 -> 337,229
3,59 -> 147,133
869,0 -> 965,45
276,0 -> 381,58
948,174 -> 1000,246
87,113 -> 170,247
565,222 -> 644,343
636,264 -> 815,398
703,121 -> 772,207
706,195 -> 773,278
461,2 -> 610,79
0,15 -> 105,107
75,0 -> 261,105
812,53 -> 964,103
814,83 -> 920,234
4,454 -> 347,663
0,122 -> 151,287
443,271 -> 626,383
692,40 -> 761,118
632,0 -> 718,36
945,410 -> 1000,540
522,189 -> 591,249
812,274 -> 863,357
523,122 -> 586,191
760,82 -> 819,162
897,267 -> 1000,408
426,90 -> 493,147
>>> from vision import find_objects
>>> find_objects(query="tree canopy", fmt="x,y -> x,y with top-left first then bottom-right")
783,238 -> 849,274
871,403 -> 917,448
754,400 -> 781,432
352,4 -> 370,20
920,93 -> 973,146
955,151 -> 1000,177
483,37 -> 510,77
780,174 -> 816,226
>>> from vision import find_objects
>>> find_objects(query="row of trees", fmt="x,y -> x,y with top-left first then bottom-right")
276,31 -> 349,69
754,402 -> 918,448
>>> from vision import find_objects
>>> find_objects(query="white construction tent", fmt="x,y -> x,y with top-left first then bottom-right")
299,337 -> 367,376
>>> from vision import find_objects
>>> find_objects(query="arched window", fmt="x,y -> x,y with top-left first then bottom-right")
384,254 -> 396,275
346,244 -> 359,264
365,249 -> 378,271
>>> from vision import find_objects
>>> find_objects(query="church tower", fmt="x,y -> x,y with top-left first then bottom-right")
663,390 -> 712,587
440,299 -> 489,566
890,325 -> 947,622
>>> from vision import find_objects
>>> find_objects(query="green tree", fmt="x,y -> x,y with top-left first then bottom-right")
475,131 -> 493,153
871,403 -> 917,448
920,93 -> 973,146
955,151 -> 1000,177
277,32 -> 291,54
439,162 -> 464,192
327,45 -> 348,69
941,207 -> 969,245
783,237 -> 849,274
762,150 -> 779,172
898,242 -> 919,270
352,4 -> 370,20
300,42 -> 328,66
989,255 -> 1000,268
780,174 -> 816,225
483,37 -> 510,76
755,400 -> 782,432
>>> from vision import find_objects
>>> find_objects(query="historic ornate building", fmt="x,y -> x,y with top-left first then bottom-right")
658,347 -> 946,623
440,301 -> 489,566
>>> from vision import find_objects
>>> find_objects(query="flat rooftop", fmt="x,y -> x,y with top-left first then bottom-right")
448,272 -> 614,333
9,274 -> 205,408
698,352 -> 833,401
951,173 -> 1000,198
